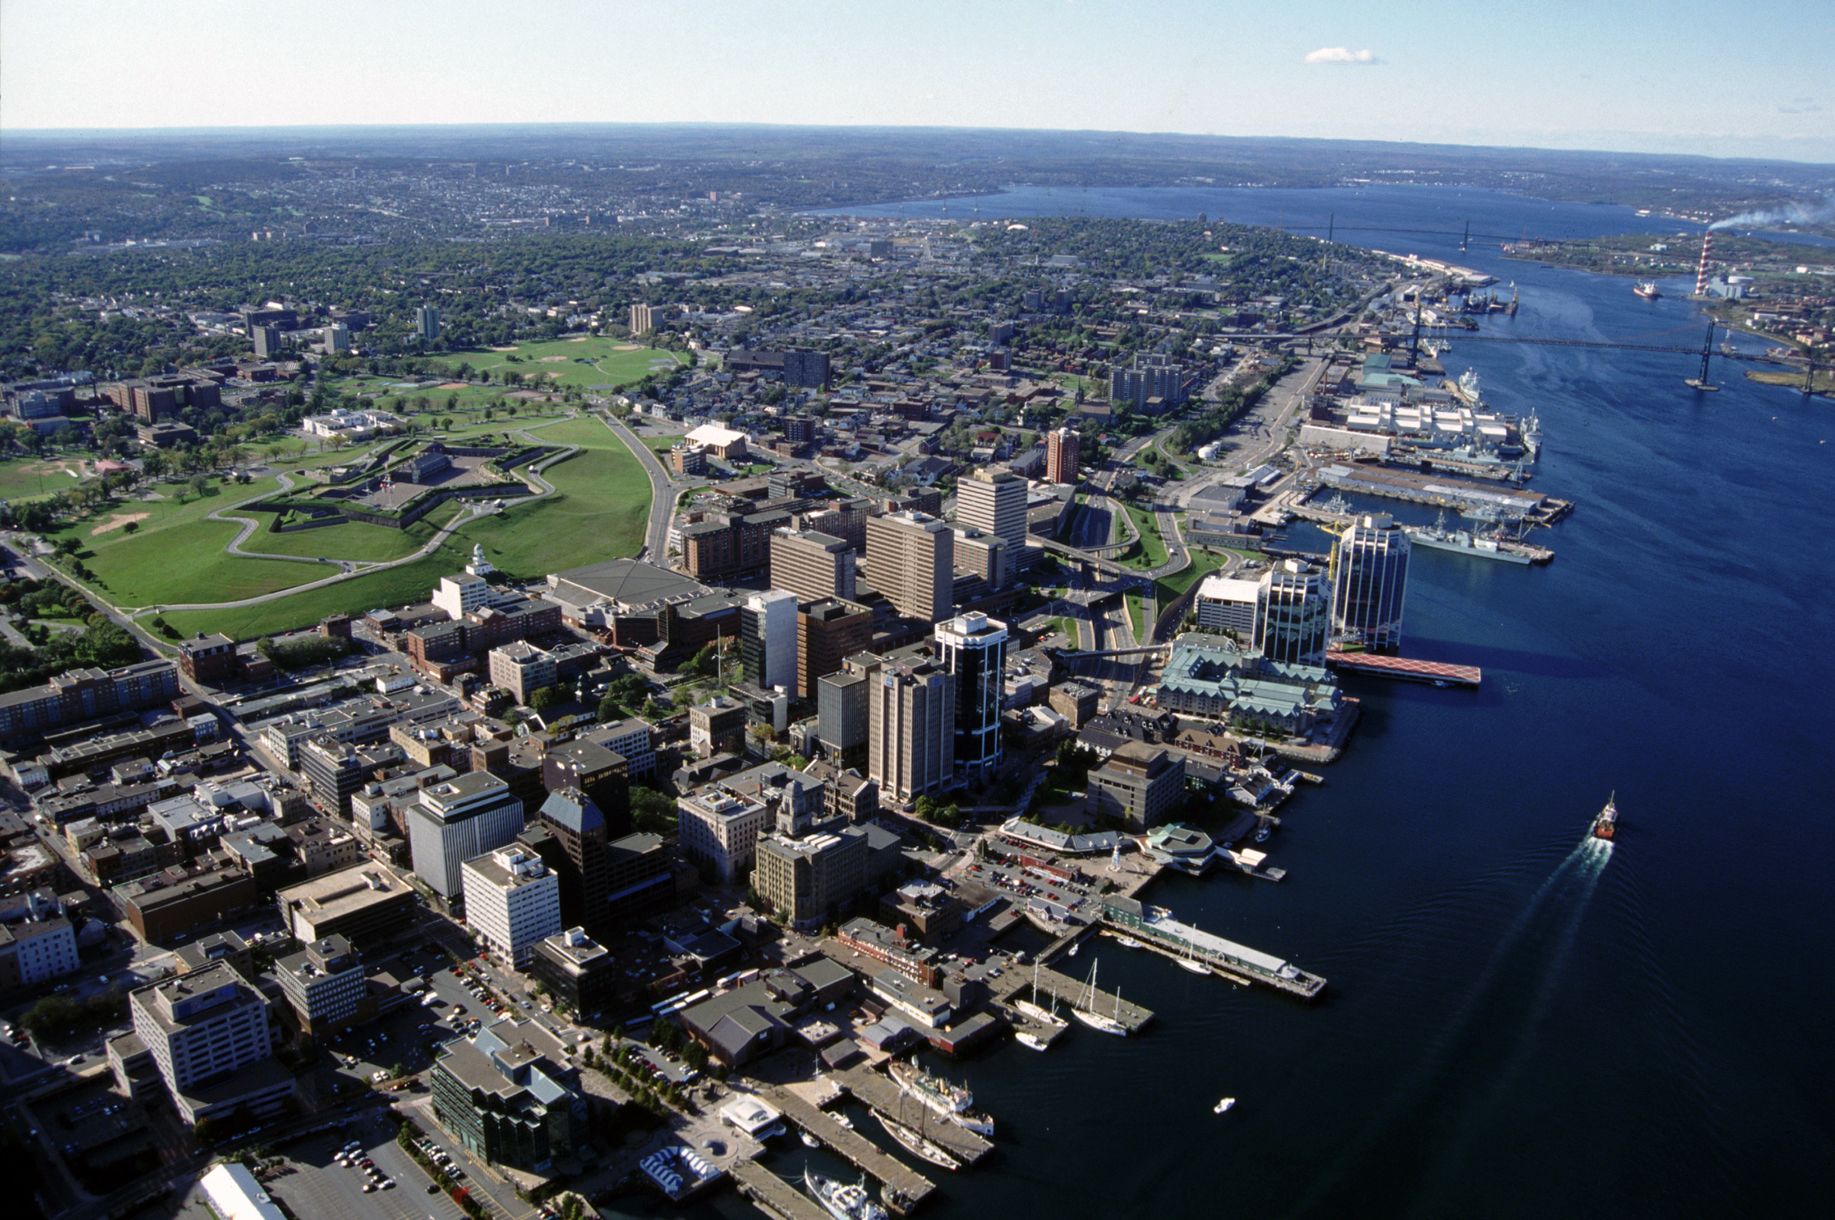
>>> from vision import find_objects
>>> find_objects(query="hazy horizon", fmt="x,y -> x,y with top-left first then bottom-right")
2,0 -> 1829,162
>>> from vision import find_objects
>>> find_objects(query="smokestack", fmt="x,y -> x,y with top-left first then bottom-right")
1694,231 -> 1714,297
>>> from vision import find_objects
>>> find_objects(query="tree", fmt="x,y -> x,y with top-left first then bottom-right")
188,474 -> 210,501
529,686 -> 560,712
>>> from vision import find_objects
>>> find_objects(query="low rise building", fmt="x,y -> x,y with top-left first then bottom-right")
1086,742 -> 1186,831
129,962 -> 294,1126
275,864 -> 416,948
529,926 -> 618,1018
274,934 -> 368,1036
430,1019 -> 585,1172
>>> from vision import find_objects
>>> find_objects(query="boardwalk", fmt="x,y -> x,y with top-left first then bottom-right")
835,1064 -> 993,1164
753,1082 -> 936,1213
730,1161 -> 831,1220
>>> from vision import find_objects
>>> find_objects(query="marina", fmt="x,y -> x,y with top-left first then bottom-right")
854,1064 -> 994,1161
991,961 -> 1157,1035
731,1160 -> 834,1220
751,1083 -> 938,1213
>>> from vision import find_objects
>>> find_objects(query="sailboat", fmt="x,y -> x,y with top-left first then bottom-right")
1014,961 -> 1067,1029
1176,941 -> 1213,976
1071,959 -> 1128,1037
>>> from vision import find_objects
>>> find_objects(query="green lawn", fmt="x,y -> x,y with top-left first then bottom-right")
250,517 -> 441,563
643,436 -> 680,456
409,338 -> 690,390
0,455 -> 94,503
1119,504 -> 1169,570
160,550 -> 469,640
45,476 -> 321,608
1127,593 -> 1150,640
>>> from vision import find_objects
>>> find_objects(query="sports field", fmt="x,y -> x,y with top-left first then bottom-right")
414,337 -> 689,390
0,456 -> 94,503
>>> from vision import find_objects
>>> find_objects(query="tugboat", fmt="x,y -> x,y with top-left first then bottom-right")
1634,281 -> 1662,300
804,1169 -> 888,1220
1591,792 -> 1619,841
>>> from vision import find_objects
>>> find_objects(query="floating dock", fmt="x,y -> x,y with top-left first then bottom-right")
1325,650 -> 1482,687
1099,896 -> 1326,1000
730,1160 -> 831,1220
753,1083 -> 936,1213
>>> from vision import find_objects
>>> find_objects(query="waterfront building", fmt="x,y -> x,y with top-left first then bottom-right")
1045,426 -> 1081,485
129,962 -> 293,1126
407,772 -> 526,900
935,612 -> 1008,781
867,654 -> 956,805
740,589 -> 798,691
430,1019 -> 584,1172
865,510 -> 953,623
1086,741 -> 1186,831
462,846 -> 562,969
1256,559 -> 1332,665
1155,633 -> 1342,737
1331,513 -> 1410,652
771,527 -> 857,603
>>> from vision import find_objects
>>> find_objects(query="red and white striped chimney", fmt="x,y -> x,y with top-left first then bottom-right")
1694,231 -> 1715,296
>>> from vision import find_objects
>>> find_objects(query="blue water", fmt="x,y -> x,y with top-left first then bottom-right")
657,186 -> 1835,1218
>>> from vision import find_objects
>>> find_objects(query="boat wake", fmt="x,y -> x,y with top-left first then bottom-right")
1294,833 -> 1614,1216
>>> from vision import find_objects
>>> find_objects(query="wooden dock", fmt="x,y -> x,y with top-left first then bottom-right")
755,1083 -> 936,1213
835,1064 -> 993,1164
730,1160 -> 830,1220
994,963 -> 1155,1033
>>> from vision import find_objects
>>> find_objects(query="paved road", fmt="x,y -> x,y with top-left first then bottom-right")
599,413 -> 682,565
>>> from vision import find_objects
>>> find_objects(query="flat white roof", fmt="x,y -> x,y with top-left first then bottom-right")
686,423 -> 746,446
1197,575 -> 1260,603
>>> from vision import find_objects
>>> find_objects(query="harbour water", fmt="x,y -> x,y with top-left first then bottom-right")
641,186 -> 1835,1218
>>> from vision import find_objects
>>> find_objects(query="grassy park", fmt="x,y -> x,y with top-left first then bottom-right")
410,336 -> 690,390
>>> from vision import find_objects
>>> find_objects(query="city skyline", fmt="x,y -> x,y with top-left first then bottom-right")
1,0 -> 1830,162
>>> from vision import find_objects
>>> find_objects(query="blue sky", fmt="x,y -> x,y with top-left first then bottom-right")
1,0 -> 1828,161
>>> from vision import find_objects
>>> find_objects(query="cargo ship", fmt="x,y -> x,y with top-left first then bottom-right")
1634,281 -> 1662,300
887,1060 -> 994,1136
1592,792 -> 1618,841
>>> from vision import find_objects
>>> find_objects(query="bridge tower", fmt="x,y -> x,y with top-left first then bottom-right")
1686,322 -> 1718,391
1460,219 -> 1470,253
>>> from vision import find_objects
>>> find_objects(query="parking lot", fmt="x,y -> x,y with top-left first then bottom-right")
268,1113 -> 473,1220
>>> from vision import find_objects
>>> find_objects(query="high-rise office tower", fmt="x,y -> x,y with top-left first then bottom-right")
527,786 -> 612,936
1046,427 -> 1081,485
867,654 -> 956,805
865,511 -> 953,623
1256,559 -> 1332,665
407,772 -> 525,899
955,468 -> 1027,574
252,324 -> 283,360
797,599 -> 872,700
935,612 -> 1008,781
740,590 -> 798,690
1331,514 -> 1410,652
771,527 -> 856,603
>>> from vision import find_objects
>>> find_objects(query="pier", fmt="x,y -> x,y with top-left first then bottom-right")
835,1064 -> 994,1165
730,1160 -> 832,1220
993,961 -> 1157,1034
1325,650 -> 1482,687
1316,461 -> 1571,524
1099,896 -> 1326,1000
752,1082 -> 937,1213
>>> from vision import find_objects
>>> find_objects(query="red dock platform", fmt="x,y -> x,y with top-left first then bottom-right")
1325,650 -> 1482,687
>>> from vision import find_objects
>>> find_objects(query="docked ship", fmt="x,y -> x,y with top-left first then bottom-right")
1634,281 -> 1662,300
1071,960 -> 1129,1037
887,1060 -> 995,1136
874,1112 -> 961,1170
1592,792 -> 1619,841
804,1170 -> 888,1220
1404,511 -> 1534,565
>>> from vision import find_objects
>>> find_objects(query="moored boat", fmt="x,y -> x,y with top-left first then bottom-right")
804,1169 -> 888,1220
1634,281 -> 1661,300
1015,1030 -> 1049,1051
887,1059 -> 994,1136
1072,959 -> 1129,1037
874,1112 -> 961,1170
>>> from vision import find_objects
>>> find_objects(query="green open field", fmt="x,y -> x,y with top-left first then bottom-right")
44,476 -> 322,608
411,337 -> 690,390
250,516 -> 442,563
153,414 -> 651,638
0,456 -> 95,503
1118,503 -> 1170,570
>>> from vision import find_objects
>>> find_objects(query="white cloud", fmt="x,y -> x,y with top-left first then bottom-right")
1304,46 -> 1379,66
